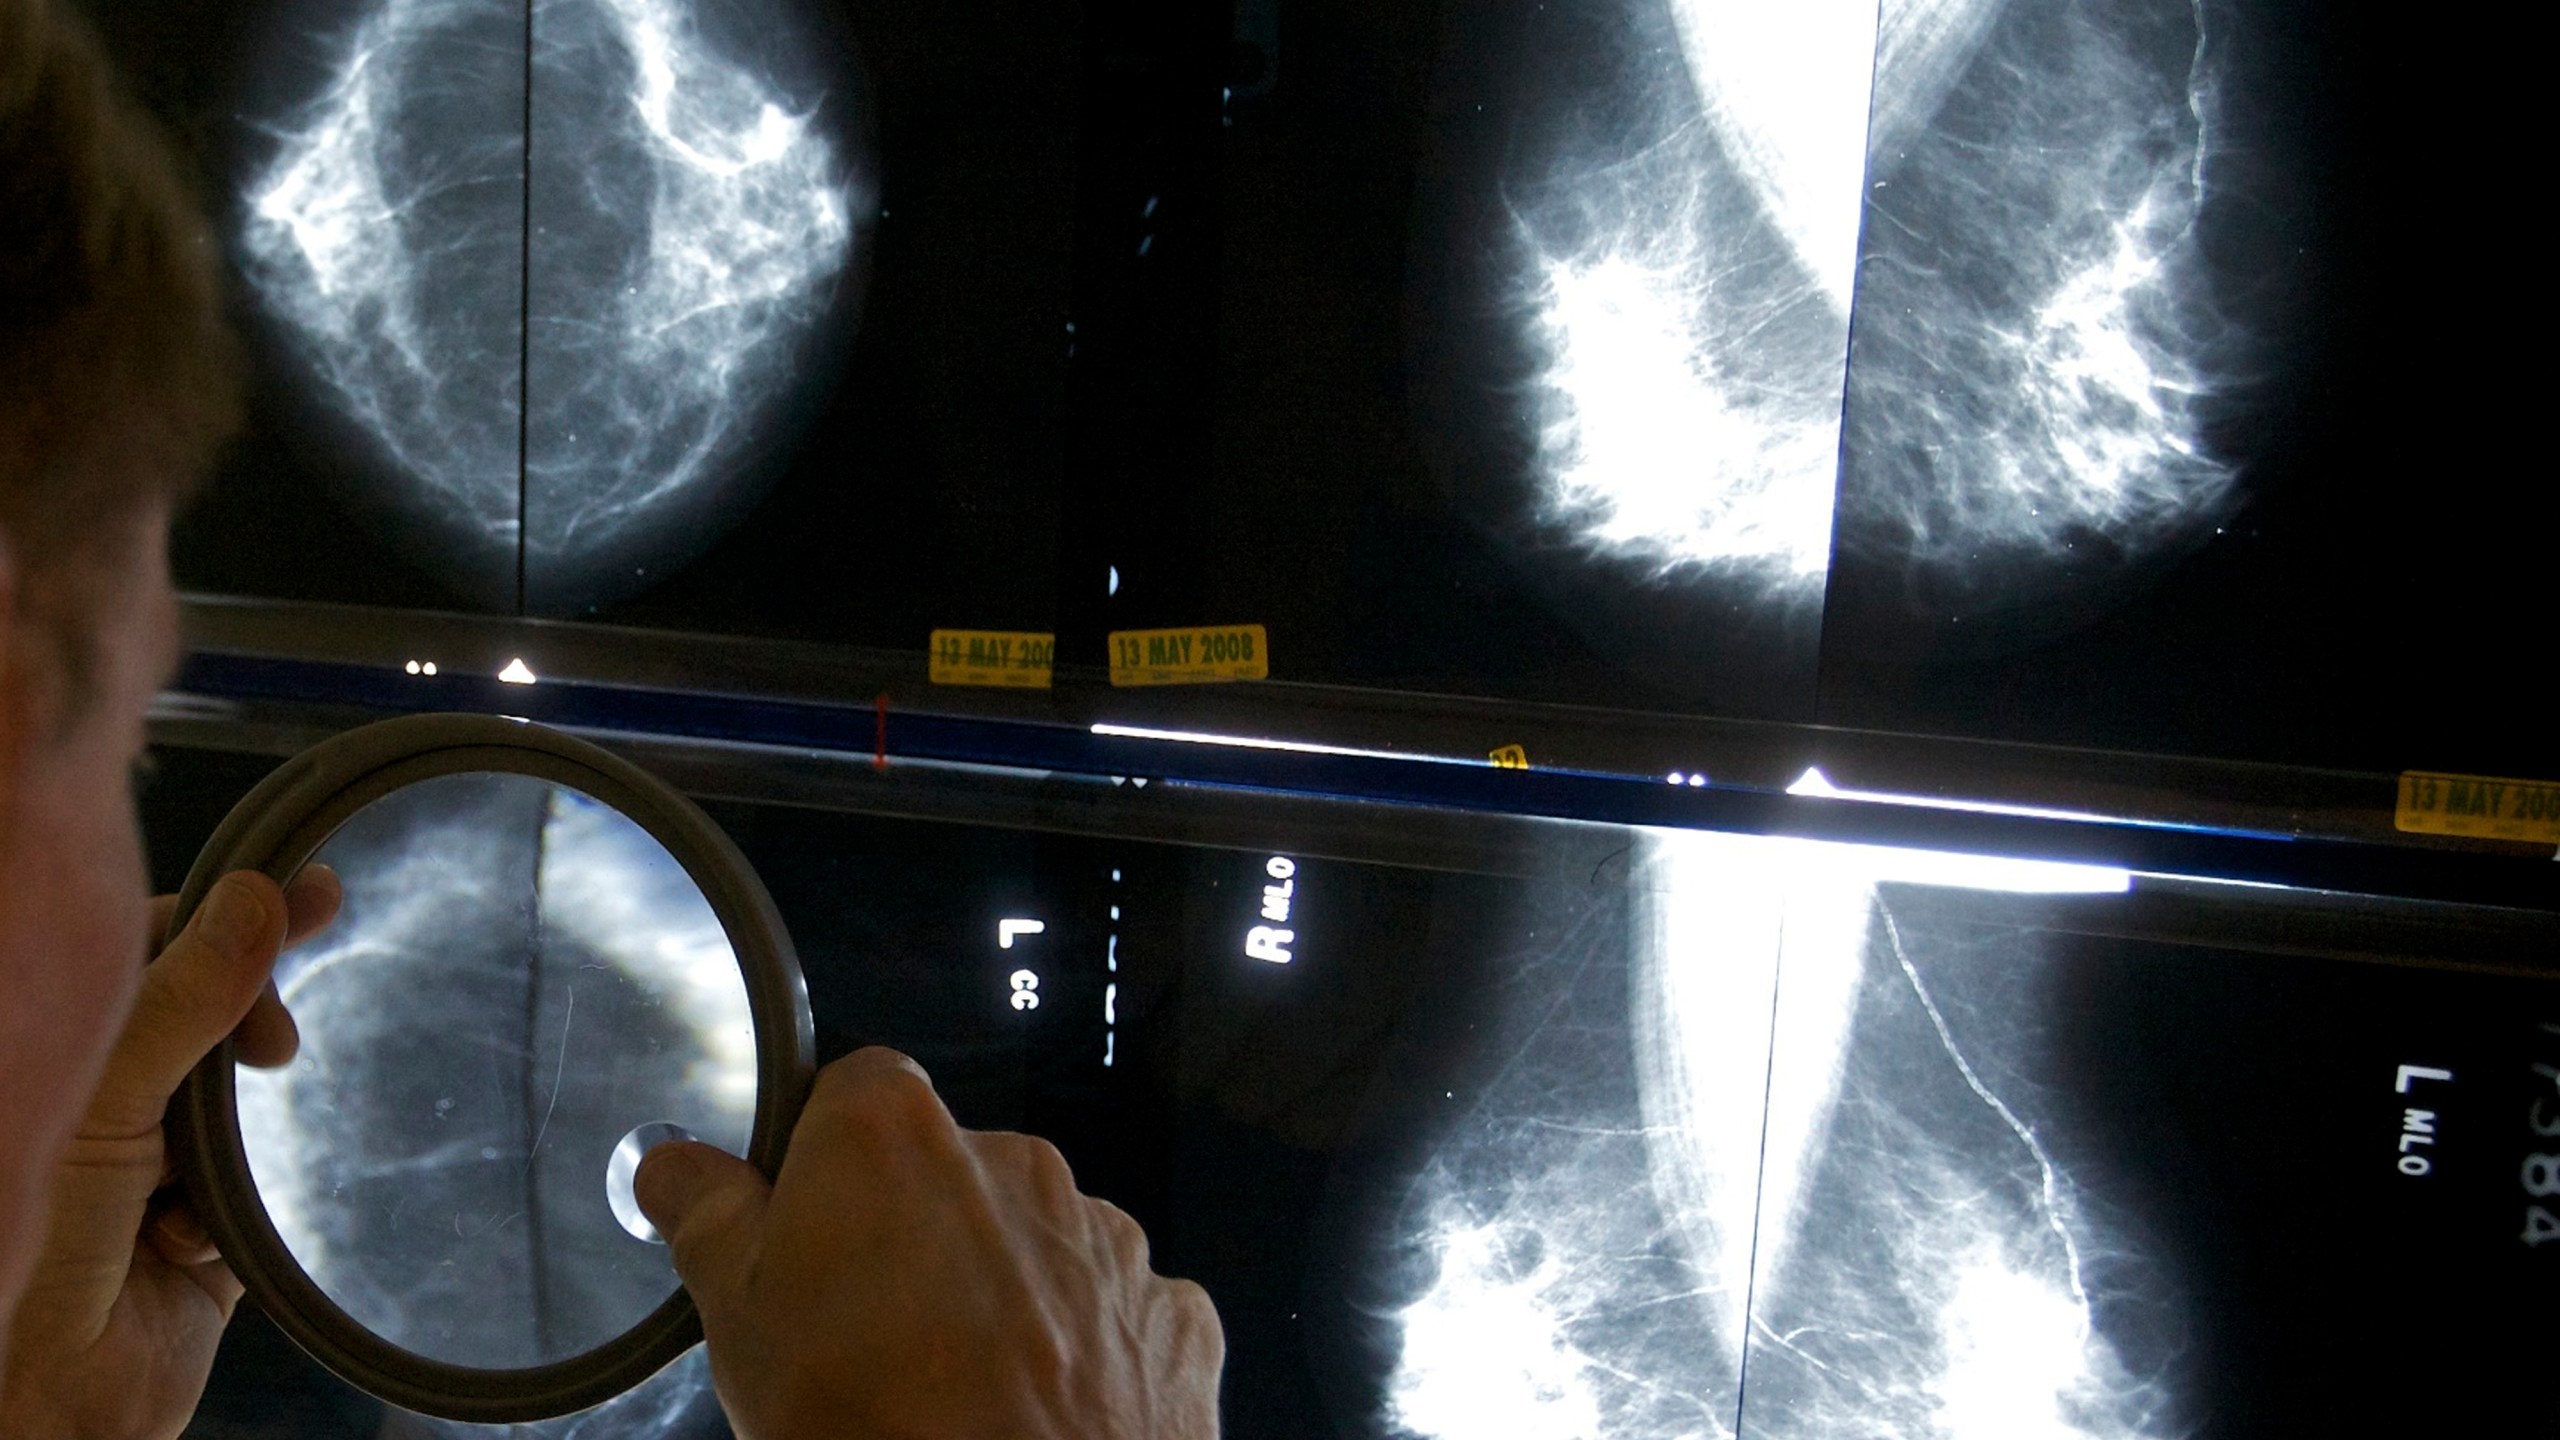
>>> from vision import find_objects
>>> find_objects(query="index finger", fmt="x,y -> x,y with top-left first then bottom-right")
793,1049 -> 958,1164
807,1045 -> 947,1119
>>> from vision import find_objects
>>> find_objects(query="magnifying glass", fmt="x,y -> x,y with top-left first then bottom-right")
165,714 -> 815,1423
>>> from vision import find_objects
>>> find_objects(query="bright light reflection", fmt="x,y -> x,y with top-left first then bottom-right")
1789,765 -> 2129,829
1830,841 -> 2129,896
1090,723 -> 1462,767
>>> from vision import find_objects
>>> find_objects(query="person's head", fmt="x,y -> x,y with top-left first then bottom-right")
0,0 -> 241,1307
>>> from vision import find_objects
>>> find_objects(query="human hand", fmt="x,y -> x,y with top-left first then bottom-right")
634,1047 -> 1224,1440
0,867 -> 338,1440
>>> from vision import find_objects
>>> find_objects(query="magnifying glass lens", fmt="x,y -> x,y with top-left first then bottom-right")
239,773 -> 757,1371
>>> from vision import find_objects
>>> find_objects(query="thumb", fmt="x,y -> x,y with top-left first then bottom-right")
635,1141 -> 770,1318
85,871 -> 287,1138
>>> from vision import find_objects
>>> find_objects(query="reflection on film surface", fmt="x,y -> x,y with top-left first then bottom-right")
239,773 -> 754,1386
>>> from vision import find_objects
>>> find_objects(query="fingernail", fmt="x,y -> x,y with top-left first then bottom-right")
198,877 -> 267,958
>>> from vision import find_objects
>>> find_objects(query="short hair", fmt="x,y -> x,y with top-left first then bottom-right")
1,0 -> 238,574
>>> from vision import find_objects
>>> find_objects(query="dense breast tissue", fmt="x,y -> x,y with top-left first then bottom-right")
1522,0 -> 2234,598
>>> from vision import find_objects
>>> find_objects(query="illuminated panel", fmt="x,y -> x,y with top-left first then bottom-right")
1519,1 -> 1879,586
1386,832 -> 2163,1439
239,0 -> 859,610
1837,0 -> 2235,577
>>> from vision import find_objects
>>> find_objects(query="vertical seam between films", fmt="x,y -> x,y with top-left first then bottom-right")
515,0 -> 537,615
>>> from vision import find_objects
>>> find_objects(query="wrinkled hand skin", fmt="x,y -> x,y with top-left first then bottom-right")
636,1047 -> 1225,1440
0,869 -> 336,1440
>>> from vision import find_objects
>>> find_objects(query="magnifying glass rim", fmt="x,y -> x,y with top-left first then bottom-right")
167,713 -> 816,1423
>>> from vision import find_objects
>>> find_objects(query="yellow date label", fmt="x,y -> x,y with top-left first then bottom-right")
1109,625 -> 1268,687
930,630 -> 1055,689
2396,771 -> 2560,844
1489,745 -> 1530,770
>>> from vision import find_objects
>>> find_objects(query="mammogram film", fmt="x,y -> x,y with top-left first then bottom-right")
1366,830 -> 2550,1438
152,741 -> 2551,1437
236,0 -> 861,611
1511,0 -> 2237,602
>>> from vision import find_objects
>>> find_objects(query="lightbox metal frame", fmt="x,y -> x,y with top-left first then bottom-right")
165,712 -> 817,1423
162,640 -> 2560,914
176,591 -> 2560,865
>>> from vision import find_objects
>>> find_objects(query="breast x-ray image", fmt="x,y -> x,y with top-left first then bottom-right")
84,0 -> 2533,762
145,743 -> 2552,1439
1110,0 -> 1858,721
1833,0 -> 2236,605
234,0 -> 863,612
82,0 -> 1075,644
1508,0 -> 1871,592
1100,0 -> 2528,771
1357,834 -> 2554,1439
1812,0 -> 2534,772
